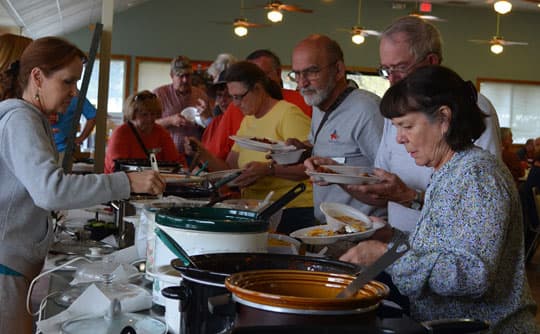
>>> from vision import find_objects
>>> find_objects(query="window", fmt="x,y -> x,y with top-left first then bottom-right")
78,55 -> 130,116
478,78 -> 540,144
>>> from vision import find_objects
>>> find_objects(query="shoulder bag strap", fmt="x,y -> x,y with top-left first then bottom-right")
127,121 -> 150,158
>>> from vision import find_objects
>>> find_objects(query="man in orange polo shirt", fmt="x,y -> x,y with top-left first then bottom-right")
202,49 -> 311,159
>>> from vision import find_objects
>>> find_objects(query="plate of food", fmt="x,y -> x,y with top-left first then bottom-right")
305,165 -> 381,185
289,220 -> 385,245
320,202 -> 373,230
229,135 -> 296,152
161,173 -> 203,184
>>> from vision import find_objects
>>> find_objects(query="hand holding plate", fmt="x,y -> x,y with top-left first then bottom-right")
344,168 -> 415,206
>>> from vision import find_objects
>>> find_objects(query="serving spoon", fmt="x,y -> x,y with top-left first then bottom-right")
336,235 -> 410,298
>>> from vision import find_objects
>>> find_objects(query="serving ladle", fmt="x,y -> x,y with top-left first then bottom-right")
154,227 -> 199,268
336,235 -> 410,298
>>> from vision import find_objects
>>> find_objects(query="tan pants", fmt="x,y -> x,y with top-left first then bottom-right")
0,274 -> 33,334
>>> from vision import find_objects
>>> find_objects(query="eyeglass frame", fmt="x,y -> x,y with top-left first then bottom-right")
288,61 -> 338,83
378,53 -> 432,79
230,87 -> 252,102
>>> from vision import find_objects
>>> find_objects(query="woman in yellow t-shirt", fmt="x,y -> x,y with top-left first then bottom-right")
191,61 -> 314,234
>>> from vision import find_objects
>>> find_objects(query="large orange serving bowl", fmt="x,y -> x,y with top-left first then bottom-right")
225,269 -> 389,327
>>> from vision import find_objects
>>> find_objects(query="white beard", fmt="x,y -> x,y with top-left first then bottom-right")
299,79 -> 336,107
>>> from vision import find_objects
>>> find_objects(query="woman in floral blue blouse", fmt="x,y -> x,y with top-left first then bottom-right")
340,66 -> 538,333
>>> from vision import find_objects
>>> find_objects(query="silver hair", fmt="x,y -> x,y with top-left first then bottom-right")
207,53 -> 238,81
381,16 -> 443,63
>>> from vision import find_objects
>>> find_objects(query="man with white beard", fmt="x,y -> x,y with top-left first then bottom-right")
290,34 -> 385,222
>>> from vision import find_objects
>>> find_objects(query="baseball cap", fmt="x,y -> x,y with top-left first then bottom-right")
171,56 -> 192,75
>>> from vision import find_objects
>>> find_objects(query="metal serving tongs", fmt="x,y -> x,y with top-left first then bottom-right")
336,235 -> 410,298
149,151 -> 163,199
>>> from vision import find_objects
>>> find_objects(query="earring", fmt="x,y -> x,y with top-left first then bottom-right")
34,93 -> 40,101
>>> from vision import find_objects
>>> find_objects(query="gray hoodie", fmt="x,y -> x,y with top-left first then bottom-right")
0,99 -> 130,279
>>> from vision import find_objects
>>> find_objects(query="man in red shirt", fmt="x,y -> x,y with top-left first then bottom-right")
202,49 -> 311,159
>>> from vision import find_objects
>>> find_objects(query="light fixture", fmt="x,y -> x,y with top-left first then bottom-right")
234,25 -> 248,37
267,9 -> 283,22
490,43 -> 504,54
494,1 -> 512,14
351,33 -> 365,45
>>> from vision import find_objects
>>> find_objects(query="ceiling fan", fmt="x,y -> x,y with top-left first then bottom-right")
213,0 -> 269,37
337,0 -> 380,45
468,14 -> 527,54
262,1 -> 313,23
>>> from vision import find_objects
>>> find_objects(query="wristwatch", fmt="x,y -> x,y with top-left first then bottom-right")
410,189 -> 424,211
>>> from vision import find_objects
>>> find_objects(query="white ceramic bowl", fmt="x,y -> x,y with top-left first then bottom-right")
267,233 -> 301,254
270,149 -> 305,165
319,202 -> 373,231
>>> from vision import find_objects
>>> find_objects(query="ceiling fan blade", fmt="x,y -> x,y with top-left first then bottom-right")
500,40 -> 528,46
410,13 -> 447,22
468,39 -> 492,44
280,4 -> 313,13
363,29 -> 381,36
243,21 -> 271,28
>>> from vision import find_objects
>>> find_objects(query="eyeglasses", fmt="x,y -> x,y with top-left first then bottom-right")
230,88 -> 251,102
134,91 -> 157,101
378,55 -> 429,79
136,110 -> 161,118
288,61 -> 337,83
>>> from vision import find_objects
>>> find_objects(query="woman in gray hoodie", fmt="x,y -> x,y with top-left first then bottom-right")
0,37 -> 165,333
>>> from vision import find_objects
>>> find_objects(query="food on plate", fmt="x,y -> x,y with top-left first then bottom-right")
268,238 -> 291,247
250,137 -> 277,145
315,165 -> 338,174
333,215 -> 368,232
306,222 -> 369,237
307,228 -> 336,237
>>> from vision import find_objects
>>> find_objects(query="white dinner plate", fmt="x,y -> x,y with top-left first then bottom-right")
230,135 -> 296,152
306,165 -> 381,185
289,221 -> 385,245
161,173 -> 203,184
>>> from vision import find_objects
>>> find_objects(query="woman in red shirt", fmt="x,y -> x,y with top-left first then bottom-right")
105,90 -> 186,173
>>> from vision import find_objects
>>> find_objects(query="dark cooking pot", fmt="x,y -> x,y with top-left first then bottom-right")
225,269 -> 388,327
169,253 -> 362,334
225,270 -> 489,334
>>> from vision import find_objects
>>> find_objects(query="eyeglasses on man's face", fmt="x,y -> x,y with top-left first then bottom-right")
230,88 -> 251,102
288,61 -> 337,83
378,54 -> 430,79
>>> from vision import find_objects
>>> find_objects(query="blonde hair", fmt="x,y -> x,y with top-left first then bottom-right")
0,33 -> 33,72
123,90 -> 162,122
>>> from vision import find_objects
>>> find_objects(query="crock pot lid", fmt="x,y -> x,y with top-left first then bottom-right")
155,207 -> 268,232
61,312 -> 167,334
